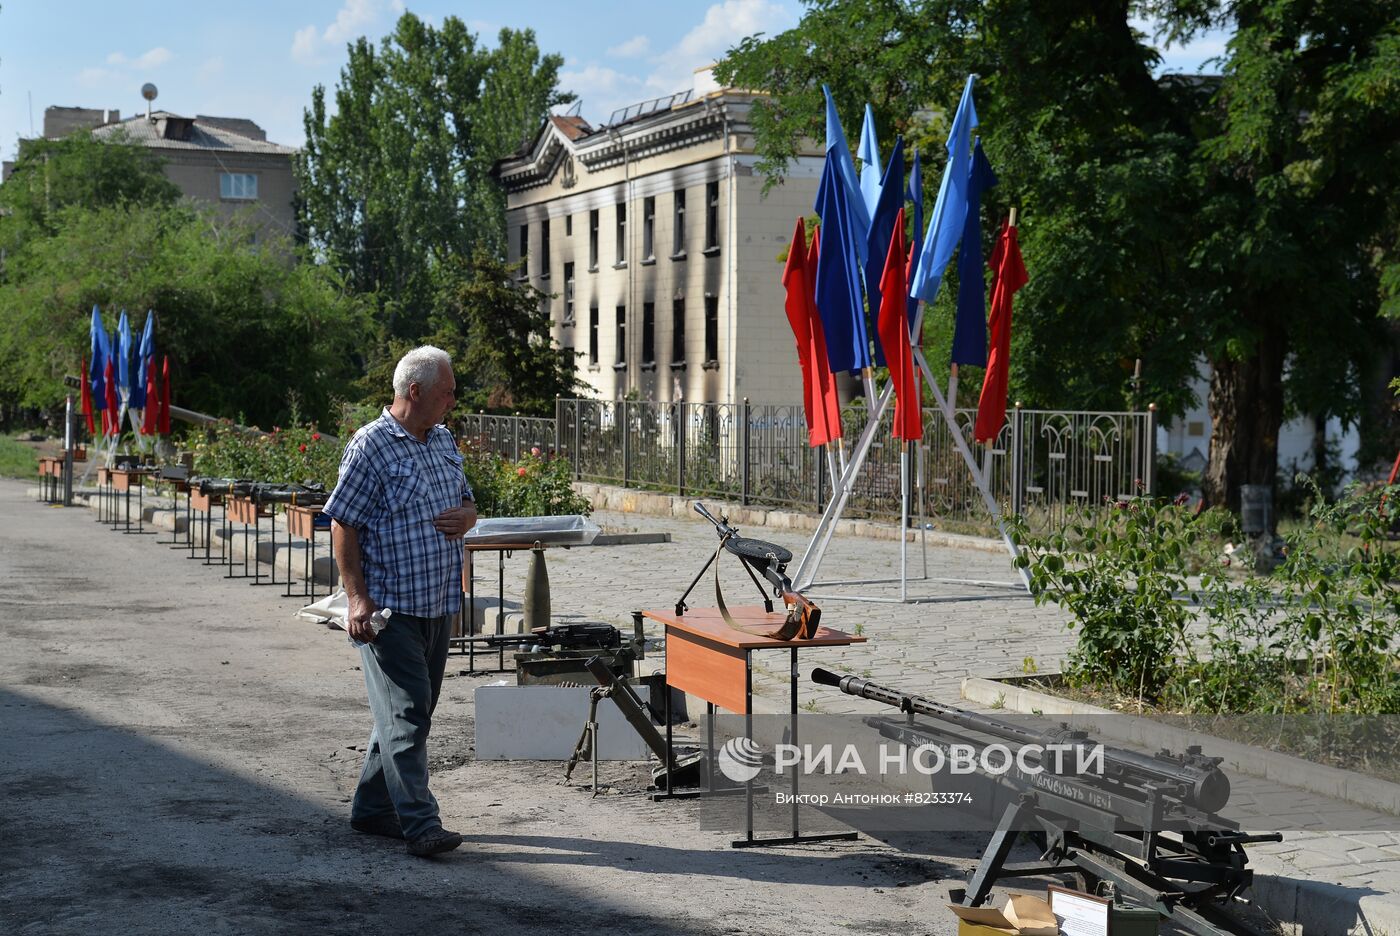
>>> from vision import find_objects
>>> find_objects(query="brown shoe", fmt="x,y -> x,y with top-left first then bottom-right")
406,826 -> 463,857
351,814 -> 403,839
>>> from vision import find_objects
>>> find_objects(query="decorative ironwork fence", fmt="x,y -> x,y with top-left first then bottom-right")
460,400 -> 1157,531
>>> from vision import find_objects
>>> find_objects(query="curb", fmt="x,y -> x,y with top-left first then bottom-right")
962,675 -> 1400,936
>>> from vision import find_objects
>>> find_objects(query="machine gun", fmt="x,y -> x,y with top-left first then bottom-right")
192,477 -> 254,497
189,478 -> 329,507
812,668 -> 1282,936
677,503 -> 820,640
246,481 -> 329,508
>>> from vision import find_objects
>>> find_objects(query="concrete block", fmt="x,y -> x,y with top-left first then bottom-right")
474,685 -> 652,760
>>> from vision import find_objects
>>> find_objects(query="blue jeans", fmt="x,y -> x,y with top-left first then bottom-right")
351,611 -> 452,840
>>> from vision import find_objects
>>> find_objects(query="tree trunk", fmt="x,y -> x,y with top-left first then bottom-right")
1203,327 -> 1286,519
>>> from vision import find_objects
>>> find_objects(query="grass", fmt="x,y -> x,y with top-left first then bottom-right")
0,434 -> 39,479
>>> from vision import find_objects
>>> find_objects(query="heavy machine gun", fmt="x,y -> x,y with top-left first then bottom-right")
676,503 -> 820,640
812,668 -> 1282,936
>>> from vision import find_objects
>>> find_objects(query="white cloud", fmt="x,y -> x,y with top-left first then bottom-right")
643,0 -> 793,96
608,35 -> 651,59
562,0 -> 795,125
558,64 -> 646,124
102,47 -> 173,71
136,47 -> 173,69
291,0 -> 393,65
324,0 -> 381,44
291,25 -> 320,65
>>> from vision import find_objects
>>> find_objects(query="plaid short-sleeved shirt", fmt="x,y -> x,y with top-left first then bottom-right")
322,409 -> 473,617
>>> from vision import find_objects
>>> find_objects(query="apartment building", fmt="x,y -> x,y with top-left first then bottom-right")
6,104 -> 297,240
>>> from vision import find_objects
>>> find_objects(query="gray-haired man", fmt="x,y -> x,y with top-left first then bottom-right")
323,345 -> 477,856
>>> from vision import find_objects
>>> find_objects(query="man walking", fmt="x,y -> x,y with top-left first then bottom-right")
323,345 -> 477,856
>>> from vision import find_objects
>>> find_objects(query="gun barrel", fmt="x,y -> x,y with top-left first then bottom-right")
692,501 -> 732,535
811,668 -> 1231,812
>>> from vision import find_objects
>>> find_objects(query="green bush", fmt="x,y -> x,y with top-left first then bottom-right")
188,420 -> 343,489
463,444 -> 591,518
1016,481 -> 1400,714
1013,494 -> 1231,702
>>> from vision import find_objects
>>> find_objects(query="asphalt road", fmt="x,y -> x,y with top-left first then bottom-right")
0,478 -> 1035,936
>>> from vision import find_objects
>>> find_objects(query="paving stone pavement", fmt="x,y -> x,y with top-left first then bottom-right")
531,508 -> 1400,935
63,489 -> 1400,934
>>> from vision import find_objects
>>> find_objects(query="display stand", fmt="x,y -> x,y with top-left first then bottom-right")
642,605 -> 865,848
110,469 -> 153,535
189,489 -> 224,566
284,505 -> 334,599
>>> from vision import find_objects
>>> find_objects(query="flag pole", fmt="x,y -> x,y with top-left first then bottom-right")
947,362 -> 959,417
861,366 -> 877,419
918,435 -> 928,578
794,381 -> 895,588
899,439 -> 909,602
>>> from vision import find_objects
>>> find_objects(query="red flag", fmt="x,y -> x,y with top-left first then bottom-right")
80,356 -> 95,435
975,221 -> 1028,443
103,359 -> 118,436
804,225 -> 842,445
783,219 -> 819,433
141,356 -> 158,435
158,356 -> 172,435
876,210 -> 922,441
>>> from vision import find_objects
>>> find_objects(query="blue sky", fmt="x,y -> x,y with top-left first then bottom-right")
0,0 -> 1230,162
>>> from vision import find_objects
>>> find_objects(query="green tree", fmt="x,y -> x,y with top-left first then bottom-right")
357,251 -> 584,416
297,13 -> 572,344
717,0 -> 1400,511
1181,0 -> 1400,508
0,131 -> 179,254
0,201 -> 369,428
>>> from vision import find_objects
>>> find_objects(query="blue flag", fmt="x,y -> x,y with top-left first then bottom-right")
865,136 -> 906,368
910,75 -> 979,304
132,310 -> 155,409
950,140 -> 999,367
89,307 -> 108,411
906,150 -> 924,340
116,310 -> 132,397
821,85 -> 871,268
857,104 -> 882,220
814,153 -> 870,374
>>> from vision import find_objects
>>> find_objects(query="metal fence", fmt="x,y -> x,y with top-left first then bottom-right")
460,400 -> 1156,531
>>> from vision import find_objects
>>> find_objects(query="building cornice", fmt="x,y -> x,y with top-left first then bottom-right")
495,93 -> 757,195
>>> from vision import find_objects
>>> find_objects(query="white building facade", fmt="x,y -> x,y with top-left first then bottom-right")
494,85 -> 823,405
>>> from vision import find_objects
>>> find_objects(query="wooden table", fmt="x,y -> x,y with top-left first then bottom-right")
641,605 -> 865,847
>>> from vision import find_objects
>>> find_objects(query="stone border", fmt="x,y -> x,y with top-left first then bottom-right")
574,481 -> 1008,553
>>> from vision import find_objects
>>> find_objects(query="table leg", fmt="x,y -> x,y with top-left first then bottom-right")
745,650 -> 754,845
791,646 -> 799,840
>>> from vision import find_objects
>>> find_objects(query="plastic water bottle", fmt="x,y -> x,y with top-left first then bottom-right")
370,608 -> 392,636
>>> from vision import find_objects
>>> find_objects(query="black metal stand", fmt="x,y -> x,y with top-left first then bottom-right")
731,646 -> 857,849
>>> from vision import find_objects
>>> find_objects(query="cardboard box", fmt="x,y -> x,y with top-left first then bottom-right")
949,896 -> 1059,936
